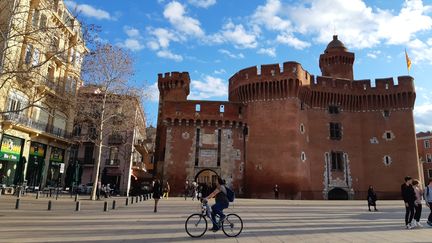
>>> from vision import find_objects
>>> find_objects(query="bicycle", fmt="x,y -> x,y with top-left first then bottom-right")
185,200 -> 243,238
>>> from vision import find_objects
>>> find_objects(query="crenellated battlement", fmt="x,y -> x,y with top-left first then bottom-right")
229,61 -> 312,88
228,62 -> 313,102
157,71 -> 190,101
310,76 -> 414,93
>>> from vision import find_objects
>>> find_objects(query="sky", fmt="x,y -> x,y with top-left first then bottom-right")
65,0 -> 432,131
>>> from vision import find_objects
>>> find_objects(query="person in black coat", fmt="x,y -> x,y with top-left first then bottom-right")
401,176 -> 416,229
367,185 -> 378,211
152,179 -> 163,213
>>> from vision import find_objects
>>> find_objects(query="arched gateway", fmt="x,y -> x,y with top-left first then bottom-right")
328,188 -> 349,200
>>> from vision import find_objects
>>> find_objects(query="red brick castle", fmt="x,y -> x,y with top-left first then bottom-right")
154,36 -> 421,199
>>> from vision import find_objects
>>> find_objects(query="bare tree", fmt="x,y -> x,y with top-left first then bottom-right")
77,43 -> 141,200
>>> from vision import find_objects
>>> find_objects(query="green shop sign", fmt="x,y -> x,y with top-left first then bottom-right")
0,135 -> 23,162
50,147 -> 64,163
29,142 -> 46,158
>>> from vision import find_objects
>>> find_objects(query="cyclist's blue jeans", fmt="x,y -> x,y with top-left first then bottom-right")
211,202 -> 228,229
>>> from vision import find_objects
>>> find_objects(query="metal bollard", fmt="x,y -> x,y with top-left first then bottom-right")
135,196 -> 138,203
36,191 -> 40,199
75,201 -> 80,211
139,195 -> 142,202
55,190 -> 59,200
112,200 -> 116,210
15,199 -> 20,210
131,197 -> 134,204
125,197 -> 129,206
103,201 -> 108,212
75,194 -> 79,202
48,200 -> 52,211
49,190 -> 52,197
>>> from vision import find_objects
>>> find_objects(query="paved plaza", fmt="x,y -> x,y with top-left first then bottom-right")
0,194 -> 431,242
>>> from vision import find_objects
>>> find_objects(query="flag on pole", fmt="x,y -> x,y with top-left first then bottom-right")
405,49 -> 412,73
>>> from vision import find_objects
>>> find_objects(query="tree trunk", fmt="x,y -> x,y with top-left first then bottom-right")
90,94 -> 106,200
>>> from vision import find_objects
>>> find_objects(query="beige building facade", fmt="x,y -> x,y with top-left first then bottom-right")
73,86 -> 147,196
0,0 -> 86,191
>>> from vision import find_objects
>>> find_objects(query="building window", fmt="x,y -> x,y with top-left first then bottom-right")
383,155 -> 392,166
73,124 -> 81,136
238,107 -> 242,115
301,152 -> 306,162
383,131 -> 395,141
428,169 -> 432,178
108,147 -> 119,165
39,14 -> 47,30
24,45 -> 33,64
32,9 -> 40,28
427,154 -> 432,163
300,102 -> 305,110
425,140 -> 430,149
32,48 -> 40,66
220,105 -> 225,113
329,123 -> 342,140
271,70 -> 275,76
328,105 -> 340,114
331,151 -> 344,171
300,124 -> 305,134
383,110 -> 390,118
84,145 -> 94,164
195,104 -> 201,112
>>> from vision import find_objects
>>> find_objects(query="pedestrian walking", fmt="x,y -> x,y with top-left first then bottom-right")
367,185 -> 378,211
401,176 -> 416,229
273,184 -> 279,199
163,181 -> 170,199
191,181 -> 198,201
424,179 -> 432,226
412,179 -> 423,227
96,181 -> 101,200
152,179 -> 162,213
184,181 -> 189,200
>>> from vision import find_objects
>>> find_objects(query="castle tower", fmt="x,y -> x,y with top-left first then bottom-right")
154,72 -> 190,177
157,72 -> 190,102
319,35 -> 355,80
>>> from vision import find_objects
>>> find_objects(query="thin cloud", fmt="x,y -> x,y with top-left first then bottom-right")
65,1 -> 114,20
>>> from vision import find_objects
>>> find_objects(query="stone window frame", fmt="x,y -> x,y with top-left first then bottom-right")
428,169 -> 432,178
382,131 -> 395,141
425,140 -> 430,149
426,154 -> 432,163
383,155 -> 392,166
300,152 -> 306,162
300,123 -> 305,134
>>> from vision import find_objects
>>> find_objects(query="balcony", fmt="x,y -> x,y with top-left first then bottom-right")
2,113 -> 71,139
105,159 -> 120,166
108,134 -> 124,145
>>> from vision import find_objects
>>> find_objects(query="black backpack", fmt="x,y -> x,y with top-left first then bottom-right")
225,187 -> 235,202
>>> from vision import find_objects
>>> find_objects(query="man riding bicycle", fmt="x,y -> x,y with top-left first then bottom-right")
204,177 -> 229,232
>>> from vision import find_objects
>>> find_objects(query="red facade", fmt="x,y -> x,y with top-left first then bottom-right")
155,36 -> 421,199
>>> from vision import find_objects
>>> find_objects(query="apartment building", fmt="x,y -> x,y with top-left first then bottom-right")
0,0 -> 86,190
417,131 -> 432,183
73,86 -> 147,196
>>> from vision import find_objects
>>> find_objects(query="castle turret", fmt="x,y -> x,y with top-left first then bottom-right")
319,35 -> 355,80
158,72 -> 190,101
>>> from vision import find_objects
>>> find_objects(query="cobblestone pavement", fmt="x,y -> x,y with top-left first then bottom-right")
0,194 -> 431,242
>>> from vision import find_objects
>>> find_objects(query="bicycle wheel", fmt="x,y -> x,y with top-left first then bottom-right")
185,213 -> 207,238
222,213 -> 243,237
